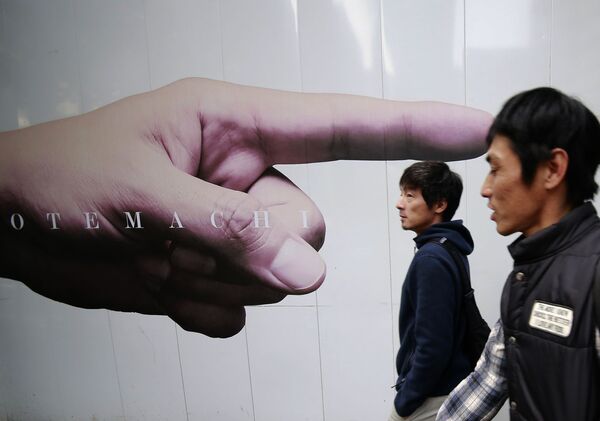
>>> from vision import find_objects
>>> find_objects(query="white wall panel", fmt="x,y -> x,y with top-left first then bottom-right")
552,0 -> 600,216
465,0 -> 551,113
246,307 -> 323,421
144,0 -> 222,89
552,0 -> 600,115
0,0 -> 11,131
0,281 -> 61,419
0,282 -> 123,420
299,0 -> 382,96
381,0 -> 465,103
297,1 -> 394,419
221,0 -> 301,91
319,304 -> 395,421
0,0 -> 80,129
465,0 -> 551,328
75,0 -> 149,111
0,282 -> 7,418
177,328 -> 255,420
309,161 -> 391,306
109,313 -> 188,420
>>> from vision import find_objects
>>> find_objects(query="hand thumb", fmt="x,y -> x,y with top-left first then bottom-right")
144,170 -> 326,294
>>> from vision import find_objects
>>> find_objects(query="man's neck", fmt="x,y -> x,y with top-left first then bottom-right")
524,191 -> 573,237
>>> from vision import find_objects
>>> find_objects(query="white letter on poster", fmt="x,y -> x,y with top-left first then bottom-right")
170,212 -> 184,229
210,211 -> 224,229
46,212 -> 61,230
10,213 -> 24,230
253,211 -> 270,228
84,212 -> 100,229
124,211 -> 143,229
299,210 -> 310,228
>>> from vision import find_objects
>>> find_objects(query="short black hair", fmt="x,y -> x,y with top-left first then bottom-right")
487,87 -> 600,206
399,161 -> 462,221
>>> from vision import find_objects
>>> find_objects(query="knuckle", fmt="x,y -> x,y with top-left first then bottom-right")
175,304 -> 246,338
170,246 -> 216,275
202,308 -> 246,338
219,193 -> 270,254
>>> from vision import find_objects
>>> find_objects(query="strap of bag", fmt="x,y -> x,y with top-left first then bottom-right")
438,237 -> 471,295
595,259 -> 600,333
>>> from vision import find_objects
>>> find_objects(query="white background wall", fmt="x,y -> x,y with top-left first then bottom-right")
1,1 -> 599,420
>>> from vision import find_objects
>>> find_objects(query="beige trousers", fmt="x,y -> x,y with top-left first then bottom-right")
388,395 -> 447,421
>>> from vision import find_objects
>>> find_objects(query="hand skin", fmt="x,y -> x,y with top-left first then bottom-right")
0,78 -> 492,337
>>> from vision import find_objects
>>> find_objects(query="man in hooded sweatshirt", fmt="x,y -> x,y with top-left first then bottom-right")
390,161 -> 473,421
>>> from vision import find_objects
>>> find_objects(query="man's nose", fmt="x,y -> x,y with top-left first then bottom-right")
480,175 -> 492,198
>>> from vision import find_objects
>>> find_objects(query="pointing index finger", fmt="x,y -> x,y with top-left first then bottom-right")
193,78 -> 493,165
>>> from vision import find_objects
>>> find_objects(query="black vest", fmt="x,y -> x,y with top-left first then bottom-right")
501,203 -> 600,421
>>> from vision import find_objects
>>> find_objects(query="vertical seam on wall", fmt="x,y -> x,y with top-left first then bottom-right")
244,328 -> 257,421
72,0 -> 85,114
216,1 -> 257,419
72,0 -> 125,416
218,0 -> 226,82
295,2 -> 327,419
315,283 -> 326,421
106,312 -> 127,420
549,0 -> 554,85
0,0 -> 7,130
141,1 -> 190,418
73,4 -> 123,418
296,0 -> 311,208
296,0 -> 310,180
174,327 -> 190,421
378,0 -> 385,101
463,0 -> 470,226
142,0 -> 154,90
463,0 -> 467,107
379,0 -> 397,386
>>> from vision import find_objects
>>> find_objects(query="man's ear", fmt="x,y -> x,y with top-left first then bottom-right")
433,199 -> 448,216
544,148 -> 569,190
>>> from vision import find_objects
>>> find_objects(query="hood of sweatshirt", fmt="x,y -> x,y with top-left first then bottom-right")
413,220 -> 474,256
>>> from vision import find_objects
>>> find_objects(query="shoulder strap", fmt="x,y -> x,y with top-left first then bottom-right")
437,237 -> 472,295
595,259 -> 600,331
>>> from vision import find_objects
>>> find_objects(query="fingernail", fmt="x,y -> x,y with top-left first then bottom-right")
269,237 -> 326,292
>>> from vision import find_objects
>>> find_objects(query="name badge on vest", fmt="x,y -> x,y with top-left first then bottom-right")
528,301 -> 573,338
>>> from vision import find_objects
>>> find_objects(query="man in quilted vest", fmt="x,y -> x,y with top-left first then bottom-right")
438,87 -> 600,420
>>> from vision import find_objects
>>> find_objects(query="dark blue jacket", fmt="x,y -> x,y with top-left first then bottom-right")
394,220 -> 473,416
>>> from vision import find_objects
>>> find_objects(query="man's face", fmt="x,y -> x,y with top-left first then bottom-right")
481,135 -> 547,237
395,186 -> 441,235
